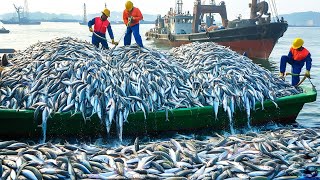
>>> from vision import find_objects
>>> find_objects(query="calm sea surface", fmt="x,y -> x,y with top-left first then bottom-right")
0,23 -> 319,129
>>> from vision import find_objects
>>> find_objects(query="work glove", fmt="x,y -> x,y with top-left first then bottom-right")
305,70 -> 311,78
89,27 -> 93,32
127,16 -> 133,26
111,39 -> 118,46
279,72 -> 285,77
279,72 -> 285,80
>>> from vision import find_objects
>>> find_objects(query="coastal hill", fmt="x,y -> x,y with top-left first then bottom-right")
280,11 -> 320,27
1,11 -> 320,26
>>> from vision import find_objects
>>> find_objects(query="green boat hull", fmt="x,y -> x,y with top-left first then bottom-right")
0,86 -> 316,137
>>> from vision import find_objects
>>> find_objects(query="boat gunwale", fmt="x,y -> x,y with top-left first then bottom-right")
0,85 -> 316,118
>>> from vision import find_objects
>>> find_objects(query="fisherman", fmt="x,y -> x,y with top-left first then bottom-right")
88,8 -> 118,49
123,1 -> 144,47
279,38 -> 312,86
199,22 -> 207,32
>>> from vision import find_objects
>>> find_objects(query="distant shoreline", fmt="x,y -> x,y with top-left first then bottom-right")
1,19 -> 155,25
289,25 -> 320,27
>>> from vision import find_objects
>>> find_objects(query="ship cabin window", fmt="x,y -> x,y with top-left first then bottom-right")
174,18 -> 192,24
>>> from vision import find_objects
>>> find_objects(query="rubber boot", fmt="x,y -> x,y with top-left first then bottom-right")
1,54 -> 8,66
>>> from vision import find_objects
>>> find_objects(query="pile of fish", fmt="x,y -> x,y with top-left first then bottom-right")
172,42 -> 303,99
170,42 -> 301,132
0,37 -> 300,142
1,128 -> 319,179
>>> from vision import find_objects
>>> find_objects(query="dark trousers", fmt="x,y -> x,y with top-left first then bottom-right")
124,24 -> 143,47
92,33 -> 109,49
280,55 -> 305,86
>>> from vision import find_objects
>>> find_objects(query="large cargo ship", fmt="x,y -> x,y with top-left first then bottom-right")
146,0 -> 288,60
1,19 -> 41,25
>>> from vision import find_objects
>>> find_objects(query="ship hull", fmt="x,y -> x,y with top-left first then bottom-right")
146,22 -> 288,60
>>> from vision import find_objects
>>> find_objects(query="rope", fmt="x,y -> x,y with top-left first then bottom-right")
284,73 -> 314,88
92,29 -> 127,52
308,78 -> 316,91
286,72 -> 306,77
92,32 -> 113,44
266,0 -> 276,22
270,0 -> 279,21
288,74 -> 314,88
295,76 -> 307,87
272,0 -> 279,18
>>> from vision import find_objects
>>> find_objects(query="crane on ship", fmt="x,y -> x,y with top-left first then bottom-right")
9,0 -> 41,25
13,4 -> 23,24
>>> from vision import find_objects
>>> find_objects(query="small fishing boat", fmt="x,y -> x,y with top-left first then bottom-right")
0,86 -> 316,138
0,26 -> 10,34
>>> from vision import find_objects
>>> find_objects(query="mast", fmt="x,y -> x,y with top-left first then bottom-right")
250,0 -> 257,19
83,3 -> 87,23
175,0 -> 183,14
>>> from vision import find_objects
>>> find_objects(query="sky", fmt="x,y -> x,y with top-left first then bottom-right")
1,0 -> 320,19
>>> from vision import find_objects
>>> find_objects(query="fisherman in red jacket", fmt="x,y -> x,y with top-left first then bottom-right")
88,8 -> 118,49
123,1 -> 144,47
279,38 -> 312,86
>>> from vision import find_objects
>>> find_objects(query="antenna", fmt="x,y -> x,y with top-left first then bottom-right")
175,0 -> 183,14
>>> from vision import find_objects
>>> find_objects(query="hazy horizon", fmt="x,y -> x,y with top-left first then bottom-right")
1,0 -> 320,20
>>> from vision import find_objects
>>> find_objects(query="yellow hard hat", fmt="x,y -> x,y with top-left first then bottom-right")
292,38 -> 304,49
125,1 -> 133,11
102,8 -> 110,17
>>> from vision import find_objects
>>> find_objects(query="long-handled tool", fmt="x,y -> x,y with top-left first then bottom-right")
109,17 -> 133,52
91,17 -> 132,53
92,32 -> 113,44
285,72 -> 306,77
286,72 -> 315,88
92,30 -> 127,53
